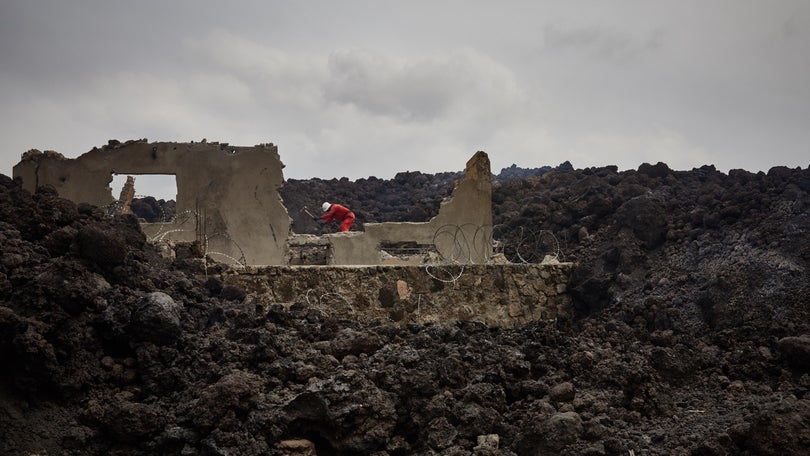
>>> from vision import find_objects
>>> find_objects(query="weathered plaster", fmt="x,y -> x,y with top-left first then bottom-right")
298,151 -> 494,265
13,140 -> 288,265
13,141 -> 576,327
13,142 -> 492,266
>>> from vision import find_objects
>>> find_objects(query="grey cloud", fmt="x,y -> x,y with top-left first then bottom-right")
2,1 -> 810,184
323,49 -> 523,124
182,30 -> 329,113
324,50 -> 462,121
542,24 -> 663,62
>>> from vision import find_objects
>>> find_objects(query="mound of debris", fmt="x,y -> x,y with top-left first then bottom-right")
1,161 -> 809,455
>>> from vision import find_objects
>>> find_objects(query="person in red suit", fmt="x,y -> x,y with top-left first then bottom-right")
320,202 -> 355,232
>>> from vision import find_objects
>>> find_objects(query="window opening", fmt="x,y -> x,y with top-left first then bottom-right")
110,173 -> 178,222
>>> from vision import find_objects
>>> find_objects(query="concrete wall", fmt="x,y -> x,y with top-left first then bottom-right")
321,151 -> 493,265
224,263 -> 574,327
13,140 -> 289,265
13,141 -> 493,267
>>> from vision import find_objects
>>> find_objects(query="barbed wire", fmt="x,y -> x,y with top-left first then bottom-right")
102,200 -> 125,217
203,231 -> 248,270
491,225 -> 563,264
102,193 -> 251,276
105,194 -> 563,284
423,223 -> 564,288
304,289 -> 355,315
425,224 -> 492,288
425,264 -> 465,289
143,209 -> 197,243
432,223 -> 493,264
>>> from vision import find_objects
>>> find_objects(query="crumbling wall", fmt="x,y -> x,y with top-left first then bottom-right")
115,175 -> 136,215
224,263 -> 573,327
13,142 -> 493,267
298,151 -> 494,265
13,140 -> 289,265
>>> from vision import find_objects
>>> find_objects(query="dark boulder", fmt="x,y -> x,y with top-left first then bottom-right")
130,292 -> 182,345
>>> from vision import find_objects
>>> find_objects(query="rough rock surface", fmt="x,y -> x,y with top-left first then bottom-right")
1,161 -> 809,455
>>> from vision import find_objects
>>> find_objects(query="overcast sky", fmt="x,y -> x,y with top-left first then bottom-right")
2,1 -> 808,194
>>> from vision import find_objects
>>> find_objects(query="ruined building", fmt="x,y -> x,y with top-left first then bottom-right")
13,140 -> 573,326
14,140 -> 289,265
14,140 -> 493,267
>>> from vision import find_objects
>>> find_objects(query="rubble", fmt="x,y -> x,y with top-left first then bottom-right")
1,160 -> 809,455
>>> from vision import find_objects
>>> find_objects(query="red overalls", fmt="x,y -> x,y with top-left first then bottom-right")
321,204 -> 355,232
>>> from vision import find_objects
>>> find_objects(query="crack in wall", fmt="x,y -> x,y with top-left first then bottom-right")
13,142 -> 494,267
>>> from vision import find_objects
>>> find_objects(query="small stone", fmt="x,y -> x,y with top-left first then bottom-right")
277,439 -> 316,456
474,434 -> 499,450
550,381 -> 576,402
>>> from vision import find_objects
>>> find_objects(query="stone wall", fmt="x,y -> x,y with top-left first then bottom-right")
223,263 -> 574,327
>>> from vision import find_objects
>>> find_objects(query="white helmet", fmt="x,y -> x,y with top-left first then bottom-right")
322,202 -> 331,212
